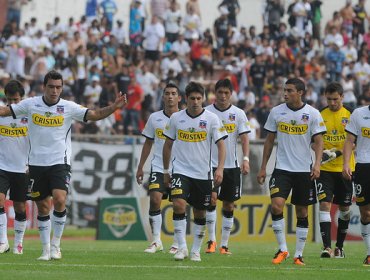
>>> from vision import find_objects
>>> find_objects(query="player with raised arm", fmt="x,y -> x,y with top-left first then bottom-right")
204,79 -> 250,255
163,81 -> 227,262
0,80 -> 29,255
136,83 -> 181,254
342,104 -> 370,266
257,78 -> 326,266
315,82 -> 355,258
0,70 -> 127,261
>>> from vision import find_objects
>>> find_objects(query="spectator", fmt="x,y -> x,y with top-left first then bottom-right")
163,0 -> 182,43
85,0 -> 99,23
353,0 -> 368,35
218,0 -> 240,27
99,0 -> 118,31
111,20 -> 127,45
150,0 -> 167,20
183,5 -> 202,45
7,0 -> 28,28
83,75 -> 102,105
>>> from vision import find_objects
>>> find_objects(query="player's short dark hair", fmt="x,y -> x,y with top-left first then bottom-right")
44,70 -> 64,86
185,81 -> 204,97
285,78 -> 305,94
4,80 -> 25,97
324,82 -> 344,96
215,79 -> 233,92
163,82 -> 180,94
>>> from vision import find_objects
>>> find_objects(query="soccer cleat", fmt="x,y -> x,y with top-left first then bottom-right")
168,246 -> 178,254
174,248 -> 189,261
272,249 -> 289,264
0,243 -> 10,253
13,244 -> 23,255
219,246 -> 232,255
363,255 -> 370,266
205,240 -> 217,253
334,247 -> 345,258
320,247 -> 333,258
50,245 -> 62,260
294,256 -> 305,266
37,249 -> 51,261
144,242 -> 163,253
190,251 -> 201,262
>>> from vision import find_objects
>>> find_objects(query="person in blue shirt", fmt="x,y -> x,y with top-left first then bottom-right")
86,0 -> 99,23
99,0 -> 118,31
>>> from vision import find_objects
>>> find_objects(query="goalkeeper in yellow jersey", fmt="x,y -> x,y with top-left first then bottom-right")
315,82 -> 355,258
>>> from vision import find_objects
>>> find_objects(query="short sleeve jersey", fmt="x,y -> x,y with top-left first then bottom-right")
0,115 -> 29,173
10,96 -> 88,166
164,109 -> 227,180
264,103 -> 326,172
345,105 -> 370,164
320,106 -> 355,172
206,104 -> 250,168
142,110 -> 175,173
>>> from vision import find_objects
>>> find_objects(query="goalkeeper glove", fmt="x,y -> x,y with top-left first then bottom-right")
321,148 -> 342,165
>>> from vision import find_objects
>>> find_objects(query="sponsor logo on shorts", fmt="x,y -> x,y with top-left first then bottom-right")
30,191 -> 40,198
171,188 -> 183,195
270,187 -> 279,195
318,193 -> 326,200
356,196 -> 365,203
149,183 -> 160,190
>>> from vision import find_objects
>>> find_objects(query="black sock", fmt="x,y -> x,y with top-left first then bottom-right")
336,218 -> 349,249
320,221 -> 331,248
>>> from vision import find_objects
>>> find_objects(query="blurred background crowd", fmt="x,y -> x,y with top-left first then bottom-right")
1,0 -> 370,139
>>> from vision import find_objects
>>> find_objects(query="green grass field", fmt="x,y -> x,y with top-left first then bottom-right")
0,228 -> 368,280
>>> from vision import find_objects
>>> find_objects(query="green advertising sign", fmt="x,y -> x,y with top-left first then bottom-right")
97,197 -> 147,240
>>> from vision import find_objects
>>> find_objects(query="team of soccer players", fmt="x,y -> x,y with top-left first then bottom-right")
0,73 -> 369,266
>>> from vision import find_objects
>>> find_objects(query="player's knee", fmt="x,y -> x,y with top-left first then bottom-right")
271,204 -> 284,216
53,195 -> 67,210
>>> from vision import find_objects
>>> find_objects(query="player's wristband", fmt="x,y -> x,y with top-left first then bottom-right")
243,156 -> 249,162
163,169 -> 169,174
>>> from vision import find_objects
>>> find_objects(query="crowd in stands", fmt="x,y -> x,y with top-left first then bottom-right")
1,0 -> 370,139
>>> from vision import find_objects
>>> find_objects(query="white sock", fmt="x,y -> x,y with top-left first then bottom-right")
149,212 -> 162,243
14,220 -> 27,246
191,223 -> 205,253
295,227 -> 309,258
319,211 -> 331,222
0,212 -> 8,244
174,218 -> 187,250
206,210 -> 217,242
272,218 -> 287,252
51,211 -> 66,248
361,222 -> 370,255
38,216 -> 51,248
221,216 -> 233,247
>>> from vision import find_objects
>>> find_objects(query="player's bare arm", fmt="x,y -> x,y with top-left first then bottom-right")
257,132 -> 275,185
311,133 -> 324,180
0,106 -> 11,117
136,138 -> 154,185
86,91 -> 127,121
162,138 -> 173,185
342,133 -> 356,180
214,139 -> 226,187
240,133 -> 250,175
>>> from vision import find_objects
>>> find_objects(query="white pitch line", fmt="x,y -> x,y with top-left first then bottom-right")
0,263 -> 367,272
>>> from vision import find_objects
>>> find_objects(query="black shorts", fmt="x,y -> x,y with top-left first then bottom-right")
0,170 -> 28,202
145,50 -> 160,61
170,174 -> 213,210
353,163 -> 370,206
212,167 -> 241,202
29,164 -> 71,201
269,169 -> 317,205
315,171 -> 353,206
148,172 -> 170,200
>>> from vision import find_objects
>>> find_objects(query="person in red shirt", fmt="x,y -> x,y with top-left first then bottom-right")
123,74 -> 144,135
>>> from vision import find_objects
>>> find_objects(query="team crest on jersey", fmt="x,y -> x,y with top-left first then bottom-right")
229,113 -> 236,121
301,113 -> 309,122
341,117 -> 348,126
56,105 -> 64,114
290,120 -> 297,125
20,117 -> 28,124
199,120 -> 207,129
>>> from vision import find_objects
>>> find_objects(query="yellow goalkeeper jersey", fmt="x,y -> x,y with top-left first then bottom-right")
320,106 -> 355,172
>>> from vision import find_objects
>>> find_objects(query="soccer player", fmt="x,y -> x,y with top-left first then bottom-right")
204,79 -> 250,255
315,82 -> 354,258
257,78 -> 326,266
136,83 -> 181,254
0,80 -> 29,255
163,81 -> 227,262
0,70 -> 127,261
342,104 -> 370,266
